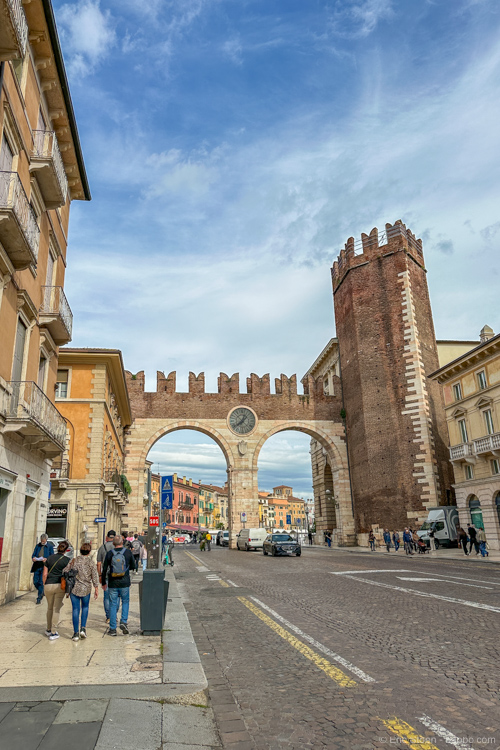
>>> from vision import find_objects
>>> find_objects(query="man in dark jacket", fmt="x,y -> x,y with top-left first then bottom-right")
101,535 -> 137,636
32,534 -> 54,603
467,525 -> 479,555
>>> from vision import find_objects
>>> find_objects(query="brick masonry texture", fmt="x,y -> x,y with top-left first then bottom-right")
332,220 -> 454,532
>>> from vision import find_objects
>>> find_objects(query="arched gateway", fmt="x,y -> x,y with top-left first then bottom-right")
123,370 -> 355,547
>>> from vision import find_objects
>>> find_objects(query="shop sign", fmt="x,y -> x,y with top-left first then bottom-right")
0,468 -> 17,491
48,505 -> 68,518
25,482 -> 39,499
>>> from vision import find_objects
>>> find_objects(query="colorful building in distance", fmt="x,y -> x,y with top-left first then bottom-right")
258,486 -> 306,532
0,0 -> 90,604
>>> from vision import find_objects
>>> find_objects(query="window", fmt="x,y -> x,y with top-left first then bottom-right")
55,369 -> 69,398
11,318 -> 27,381
37,355 -> 47,390
491,459 -> 500,476
483,409 -> 495,436
453,383 -> 462,401
477,371 -> 487,390
458,419 -> 468,444
464,465 -> 474,480
469,496 -> 484,530
0,135 -> 13,172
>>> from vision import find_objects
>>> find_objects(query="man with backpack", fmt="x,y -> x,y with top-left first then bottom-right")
131,534 -> 143,573
97,530 -> 116,623
101,535 -> 137,636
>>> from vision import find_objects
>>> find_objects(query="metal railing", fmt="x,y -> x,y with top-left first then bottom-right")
40,286 -> 73,339
50,459 -> 71,480
449,442 -> 474,461
5,381 -> 67,447
179,502 -> 194,510
7,0 -> 28,56
473,432 -> 500,455
32,130 -> 69,202
104,469 -> 128,496
0,171 -> 40,261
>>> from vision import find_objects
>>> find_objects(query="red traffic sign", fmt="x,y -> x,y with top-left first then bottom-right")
149,516 -> 159,527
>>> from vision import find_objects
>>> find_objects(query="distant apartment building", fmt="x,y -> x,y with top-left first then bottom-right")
430,326 -> 500,550
49,349 -> 131,550
258,486 -> 306,532
0,0 -> 89,604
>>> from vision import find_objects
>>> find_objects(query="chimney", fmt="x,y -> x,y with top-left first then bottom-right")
480,325 -> 495,343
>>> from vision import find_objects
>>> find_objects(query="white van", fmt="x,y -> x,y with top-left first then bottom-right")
236,528 -> 268,551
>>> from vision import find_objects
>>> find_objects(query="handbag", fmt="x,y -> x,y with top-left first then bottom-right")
63,559 -> 77,596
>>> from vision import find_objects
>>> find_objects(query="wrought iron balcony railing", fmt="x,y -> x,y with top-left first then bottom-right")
0,171 -> 40,267
104,469 -> 129,498
50,459 -> 71,481
39,286 -> 73,344
31,130 -> 68,208
0,0 -> 28,60
4,381 -> 66,451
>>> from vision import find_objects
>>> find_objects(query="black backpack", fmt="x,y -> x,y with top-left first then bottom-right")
63,564 -> 77,596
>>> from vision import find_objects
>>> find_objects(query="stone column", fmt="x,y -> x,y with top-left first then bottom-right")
227,463 -> 259,548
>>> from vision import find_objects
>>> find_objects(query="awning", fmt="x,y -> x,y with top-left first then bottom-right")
166,523 -> 207,533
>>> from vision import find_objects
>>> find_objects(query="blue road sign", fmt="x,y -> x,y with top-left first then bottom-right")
161,475 -> 174,510
94,517 -> 107,523
296,518 -> 301,525
286,514 -> 292,525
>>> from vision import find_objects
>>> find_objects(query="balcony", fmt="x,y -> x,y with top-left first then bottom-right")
449,442 -> 476,464
0,0 -> 28,61
473,432 -> 500,458
104,469 -> 129,505
49,459 -> 71,488
39,287 -> 73,345
2,381 -> 66,457
179,501 -> 194,511
30,131 -> 68,209
0,171 -> 40,269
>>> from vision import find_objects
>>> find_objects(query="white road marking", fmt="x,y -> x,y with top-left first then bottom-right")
397,577 -> 492,590
188,553 -> 207,565
206,575 -> 220,580
249,595 -> 375,682
418,714 -> 473,748
338,575 -> 500,613
413,570 -> 500,587
331,569 -> 411,575
226,579 -> 239,587
196,566 -> 209,572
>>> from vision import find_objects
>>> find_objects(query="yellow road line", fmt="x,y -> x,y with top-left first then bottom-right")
380,718 -> 440,750
184,550 -> 204,565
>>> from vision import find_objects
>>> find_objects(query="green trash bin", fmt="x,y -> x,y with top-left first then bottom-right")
139,569 -> 169,635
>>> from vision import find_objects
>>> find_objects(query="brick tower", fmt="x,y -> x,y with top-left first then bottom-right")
332,220 -> 453,533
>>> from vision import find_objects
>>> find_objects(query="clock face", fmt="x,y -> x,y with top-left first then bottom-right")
228,407 -> 256,435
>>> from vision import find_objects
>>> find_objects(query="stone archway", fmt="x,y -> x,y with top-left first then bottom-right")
123,369 -> 356,546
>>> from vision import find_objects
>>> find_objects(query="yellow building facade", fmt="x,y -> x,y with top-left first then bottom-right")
49,350 -> 131,551
430,326 -> 500,550
0,0 -> 89,604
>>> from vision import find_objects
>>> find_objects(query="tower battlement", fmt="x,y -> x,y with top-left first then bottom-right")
331,220 -> 424,289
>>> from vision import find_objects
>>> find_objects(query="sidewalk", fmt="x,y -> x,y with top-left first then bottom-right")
0,568 -> 222,749
308,543 -> 500,563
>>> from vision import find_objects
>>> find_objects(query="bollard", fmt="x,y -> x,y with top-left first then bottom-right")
139,569 -> 169,635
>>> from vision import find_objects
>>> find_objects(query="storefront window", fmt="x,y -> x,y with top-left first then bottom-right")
469,496 -> 484,530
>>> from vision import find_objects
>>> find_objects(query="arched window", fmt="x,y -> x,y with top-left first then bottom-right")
495,492 -> 500,528
469,496 -> 484,530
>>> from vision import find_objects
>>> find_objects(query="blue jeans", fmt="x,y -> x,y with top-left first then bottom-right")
479,541 -> 488,557
33,567 -> 44,600
142,558 -> 147,571
108,587 -> 130,630
103,588 -> 110,619
70,593 -> 90,633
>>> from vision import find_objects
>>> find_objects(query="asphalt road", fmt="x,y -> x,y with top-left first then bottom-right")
175,545 -> 500,750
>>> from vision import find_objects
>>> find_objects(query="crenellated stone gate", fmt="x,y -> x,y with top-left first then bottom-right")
123,370 -> 356,547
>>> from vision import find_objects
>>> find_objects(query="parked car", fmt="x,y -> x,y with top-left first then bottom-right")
216,530 -> 229,546
236,528 -> 268,551
263,533 -> 301,557
46,537 -> 74,558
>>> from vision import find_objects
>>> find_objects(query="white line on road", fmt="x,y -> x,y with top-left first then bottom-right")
413,570 -> 500,587
226,580 -> 239,587
206,575 -> 220,580
196,566 -> 209,572
331,570 -> 411,575
248,595 -> 376,682
338,575 -> 500,613
418,714 -> 473,749
397,577 -> 493,590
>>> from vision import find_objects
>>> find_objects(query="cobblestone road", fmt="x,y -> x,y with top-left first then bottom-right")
177,545 -> 500,750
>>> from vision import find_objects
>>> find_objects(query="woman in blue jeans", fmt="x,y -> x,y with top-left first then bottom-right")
64,543 -> 99,641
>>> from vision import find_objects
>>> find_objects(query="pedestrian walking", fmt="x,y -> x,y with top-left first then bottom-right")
167,536 -> 174,566
97,530 -> 116,624
403,527 -> 414,556
383,529 -> 391,552
457,527 -> 468,556
200,534 -> 206,552
476,528 -> 489,557
63,542 -> 99,641
43,540 -> 70,640
101,534 -> 136,636
308,530 -> 313,545
131,534 -> 143,572
326,530 -> 332,548
368,530 -> 376,551
467,524 -> 479,555
31,534 -> 55,604
141,542 -> 148,571
392,531 -> 400,552
411,529 -> 420,553
205,532 -> 212,551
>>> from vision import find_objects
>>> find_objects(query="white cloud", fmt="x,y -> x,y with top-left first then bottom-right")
330,0 -> 394,38
58,0 -> 116,76
222,37 -> 243,65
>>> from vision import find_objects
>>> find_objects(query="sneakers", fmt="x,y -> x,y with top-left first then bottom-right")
79,627 -> 87,639
108,629 -> 117,636
119,623 -> 129,635
45,629 -> 51,637
48,632 -> 59,641
71,632 -> 80,642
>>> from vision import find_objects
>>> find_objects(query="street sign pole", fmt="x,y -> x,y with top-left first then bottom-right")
158,483 -> 162,570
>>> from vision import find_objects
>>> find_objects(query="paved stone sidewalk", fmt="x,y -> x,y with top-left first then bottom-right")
309,544 -> 500,562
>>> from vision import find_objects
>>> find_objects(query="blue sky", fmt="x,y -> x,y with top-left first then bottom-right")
54,0 -> 500,496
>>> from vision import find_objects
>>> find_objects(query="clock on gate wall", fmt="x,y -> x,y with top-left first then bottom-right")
227,407 -> 257,435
